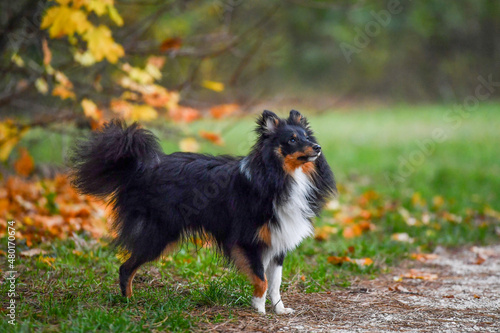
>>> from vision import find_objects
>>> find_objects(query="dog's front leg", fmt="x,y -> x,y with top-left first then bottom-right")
266,254 -> 294,314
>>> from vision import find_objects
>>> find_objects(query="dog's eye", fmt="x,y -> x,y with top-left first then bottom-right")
289,138 -> 296,144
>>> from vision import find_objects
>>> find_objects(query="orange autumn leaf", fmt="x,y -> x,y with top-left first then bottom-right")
411,253 -> 439,262
199,130 -> 224,146
327,256 -> 351,265
14,148 -> 34,177
314,225 -> 337,241
42,38 -> 52,66
169,106 -> 201,123
210,104 -> 239,119
52,85 -> 75,100
160,37 -> 182,51
342,224 -> 362,239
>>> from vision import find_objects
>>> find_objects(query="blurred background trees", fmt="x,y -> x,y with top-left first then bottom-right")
0,0 -> 499,163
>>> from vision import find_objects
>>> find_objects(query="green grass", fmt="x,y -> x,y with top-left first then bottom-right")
3,103 -> 500,331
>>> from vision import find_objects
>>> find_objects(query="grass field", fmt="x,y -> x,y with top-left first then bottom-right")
2,103 -> 499,332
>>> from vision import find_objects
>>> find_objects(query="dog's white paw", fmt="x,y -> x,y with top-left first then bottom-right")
275,306 -> 295,315
252,296 -> 266,314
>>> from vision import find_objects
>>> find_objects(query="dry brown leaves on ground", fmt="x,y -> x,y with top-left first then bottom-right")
0,174 -> 107,246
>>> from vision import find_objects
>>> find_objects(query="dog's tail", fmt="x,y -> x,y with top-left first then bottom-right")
70,119 -> 161,199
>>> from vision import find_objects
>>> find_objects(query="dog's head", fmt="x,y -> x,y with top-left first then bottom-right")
256,110 -> 321,173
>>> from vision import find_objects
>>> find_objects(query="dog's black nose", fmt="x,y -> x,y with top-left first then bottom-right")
313,144 -> 321,153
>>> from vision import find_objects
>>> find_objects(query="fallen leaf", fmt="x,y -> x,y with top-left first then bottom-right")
391,232 -> 414,243
314,225 -> 337,241
410,253 -> 439,262
14,148 -> 34,177
20,248 -> 47,257
179,138 -> 199,153
473,253 -> 486,265
327,256 -> 351,265
400,269 -> 438,281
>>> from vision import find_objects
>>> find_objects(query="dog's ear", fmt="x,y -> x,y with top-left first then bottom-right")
257,110 -> 280,134
288,110 -> 308,127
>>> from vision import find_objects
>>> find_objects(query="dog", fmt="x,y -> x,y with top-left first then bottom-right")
70,110 -> 336,314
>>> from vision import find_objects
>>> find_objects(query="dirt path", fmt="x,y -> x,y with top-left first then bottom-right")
198,245 -> 500,332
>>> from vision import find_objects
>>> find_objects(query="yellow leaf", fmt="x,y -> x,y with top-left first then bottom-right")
74,50 -> 97,66
432,196 -> 445,208
179,138 -> 200,153
14,148 -> 35,177
202,80 -> 224,92
130,105 -> 158,122
11,54 -> 25,67
84,25 -> 124,63
54,70 -> 73,88
122,63 -> 154,84
0,123 -> 28,161
314,225 -> 337,241
0,137 -> 20,162
107,4 -> 124,26
84,0 -> 110,16
81,99 -> 102,121
41,6 -> 92,38
35,78 -> 49,94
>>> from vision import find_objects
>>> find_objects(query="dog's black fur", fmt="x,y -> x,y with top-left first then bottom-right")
70,110 -> 335,311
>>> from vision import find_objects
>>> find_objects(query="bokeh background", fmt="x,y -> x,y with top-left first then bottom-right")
0,1 -> 499,331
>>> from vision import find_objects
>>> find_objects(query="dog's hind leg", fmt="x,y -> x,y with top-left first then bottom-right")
119,239 -> 178,298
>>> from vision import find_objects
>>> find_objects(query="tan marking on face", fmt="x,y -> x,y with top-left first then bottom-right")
283,152 -> 307,173
304,146 -> 314,155
231,246 -> 268,298
257,224 -> 272,246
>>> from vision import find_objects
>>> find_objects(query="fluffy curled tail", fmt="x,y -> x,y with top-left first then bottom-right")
70,119 -> 161,199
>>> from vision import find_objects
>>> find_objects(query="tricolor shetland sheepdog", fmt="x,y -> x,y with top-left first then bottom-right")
71,110 -> 336,314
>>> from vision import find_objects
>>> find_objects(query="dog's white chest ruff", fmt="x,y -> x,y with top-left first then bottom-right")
269,168 -> 315,256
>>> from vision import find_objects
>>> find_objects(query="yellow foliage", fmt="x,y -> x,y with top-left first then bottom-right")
107,4 -> 124,26
74,50 -> 96,66
41,5 -> 92,38
84,25 -> 124,63
81,99 -> 100,120
179,138 -> 200,153
35,78 -> 49,94
0,122 -> 28,162
130,105 -> 158,122
202,80 -> 225,92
